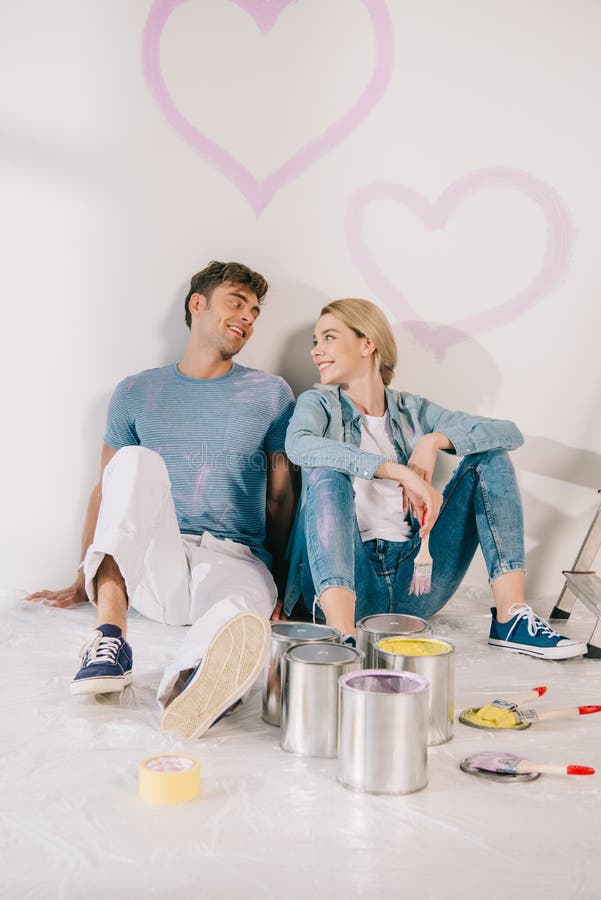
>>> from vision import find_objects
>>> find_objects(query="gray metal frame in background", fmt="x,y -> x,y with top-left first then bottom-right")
549,490 -> 601,658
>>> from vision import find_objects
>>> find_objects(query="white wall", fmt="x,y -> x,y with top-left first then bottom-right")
2,0 -> 600,601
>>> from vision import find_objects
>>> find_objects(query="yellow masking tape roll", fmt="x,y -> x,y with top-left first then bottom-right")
139,755 -> 201,804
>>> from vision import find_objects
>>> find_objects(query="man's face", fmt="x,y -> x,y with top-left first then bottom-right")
191,282 -> 261,358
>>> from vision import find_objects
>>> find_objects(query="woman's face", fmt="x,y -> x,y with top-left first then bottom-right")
311,313 -> 370,385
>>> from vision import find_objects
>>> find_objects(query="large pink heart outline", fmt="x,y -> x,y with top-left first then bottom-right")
142,0 -> 393,214
346,168 -> 573,357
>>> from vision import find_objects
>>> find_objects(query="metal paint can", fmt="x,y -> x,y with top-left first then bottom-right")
337,670 -> 429,795
262,622 -> 341,726
280,643 -> 364,758
376,636 -> 455,745
355,614 -> 432,668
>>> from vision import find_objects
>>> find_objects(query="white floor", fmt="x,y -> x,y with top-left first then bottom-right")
3,585 -> 600,900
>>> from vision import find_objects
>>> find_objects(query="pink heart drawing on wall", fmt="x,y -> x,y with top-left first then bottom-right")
345,168 -> 573,357
228,0 -> 293,31
142,0 -> 394,213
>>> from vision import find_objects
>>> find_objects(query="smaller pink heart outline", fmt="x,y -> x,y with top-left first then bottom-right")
142,0 -> 393,214
346,168 -> 573,357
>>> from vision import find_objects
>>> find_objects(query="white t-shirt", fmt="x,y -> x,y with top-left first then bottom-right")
354,412 -> 413,543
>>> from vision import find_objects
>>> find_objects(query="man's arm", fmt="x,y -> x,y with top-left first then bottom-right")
24,444 -> 118,607
265,452 -> 298,621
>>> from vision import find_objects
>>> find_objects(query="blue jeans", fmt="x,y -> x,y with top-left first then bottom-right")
302,451 -> 525,620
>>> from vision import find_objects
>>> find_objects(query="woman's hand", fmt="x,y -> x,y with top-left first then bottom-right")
406,432 -> 453,483
374,461 -> 443,535
401,467 -> 443,535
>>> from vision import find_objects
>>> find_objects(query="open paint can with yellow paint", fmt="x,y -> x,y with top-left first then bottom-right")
376,636 -> 455,745
337,670 -> 429,795
356,614 -> 432,668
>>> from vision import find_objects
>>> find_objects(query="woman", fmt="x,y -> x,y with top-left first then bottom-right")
283,298 -> 585,660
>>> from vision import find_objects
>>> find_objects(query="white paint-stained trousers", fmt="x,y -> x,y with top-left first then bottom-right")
83,446 -> 277,707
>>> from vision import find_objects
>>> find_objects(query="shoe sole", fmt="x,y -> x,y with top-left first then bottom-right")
488,638 -> 586,660
161,611 -> 271,740
70,672 -> 133,695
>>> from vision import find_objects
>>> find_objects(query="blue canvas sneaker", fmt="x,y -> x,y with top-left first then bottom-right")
489,605 -> 586,660
71,624 -> 133,695
161,611 -> 270,740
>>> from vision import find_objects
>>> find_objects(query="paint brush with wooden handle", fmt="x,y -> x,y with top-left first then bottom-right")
469,703 -> 601,728
409,511 -> 432,595
468,752 -> 595,777
511,705 -> 601,724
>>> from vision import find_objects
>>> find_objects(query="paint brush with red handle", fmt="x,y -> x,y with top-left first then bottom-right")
460,702 -> 601,729
499,704 -> 601,725
469,752 -> 595,777
489,686 -> 547,710
409,511 -> 432,596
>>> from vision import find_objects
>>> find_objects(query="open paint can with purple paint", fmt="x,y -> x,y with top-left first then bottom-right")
337,670 -> 429,795
376,636 -> 455,745
356,613 -> 432,667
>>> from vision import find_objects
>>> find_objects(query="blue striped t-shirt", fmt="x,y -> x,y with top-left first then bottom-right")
104,363 -> 295,567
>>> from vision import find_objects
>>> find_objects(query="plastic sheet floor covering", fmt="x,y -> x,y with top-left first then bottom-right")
2,585 -> 600,900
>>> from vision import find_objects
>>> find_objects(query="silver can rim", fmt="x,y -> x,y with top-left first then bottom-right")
357,613 -> 431,635
376,635 -> 456,659
284,643 -> 366,666
338,668 -> 429,694
270,621 -> 341,643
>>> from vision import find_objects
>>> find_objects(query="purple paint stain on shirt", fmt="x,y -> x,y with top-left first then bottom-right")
145,383 -> 162,412
217,504 -> 235,527
193,466 -> 213,504
242,371 -> 268,382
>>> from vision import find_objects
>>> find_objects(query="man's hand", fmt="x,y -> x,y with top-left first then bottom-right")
23,445 -> 115,610
24,573 -> 87,609
270,598 -> 288,622
406,432 -> 453,484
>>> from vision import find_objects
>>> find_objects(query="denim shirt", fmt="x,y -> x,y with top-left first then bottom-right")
283,385 -> 523,614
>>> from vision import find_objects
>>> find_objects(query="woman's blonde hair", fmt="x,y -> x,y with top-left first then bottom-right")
320,298 -> 397,386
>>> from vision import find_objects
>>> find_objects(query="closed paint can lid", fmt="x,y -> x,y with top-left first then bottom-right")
271,622 -> 339,642
286,643 -> 362,665
359,614 -> 429,635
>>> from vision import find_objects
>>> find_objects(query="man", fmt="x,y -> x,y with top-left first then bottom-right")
26,261 -> 296,740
